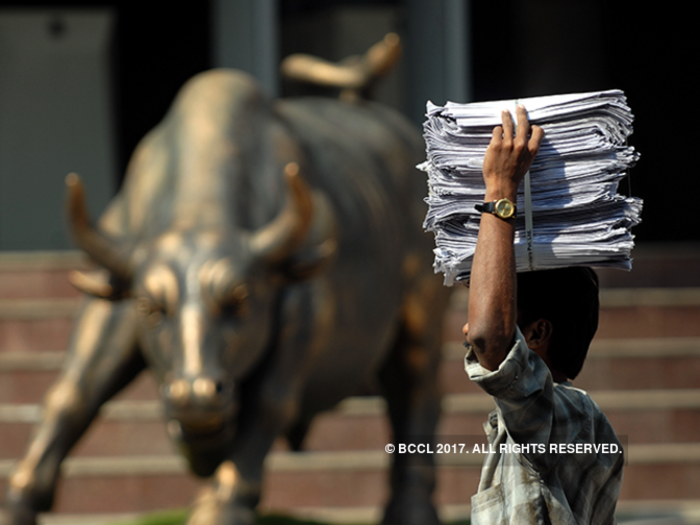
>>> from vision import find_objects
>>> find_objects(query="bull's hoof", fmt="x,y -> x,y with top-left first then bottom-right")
382,496 -> 441,525
186,486 -> 255,525
0,505 -> 38,525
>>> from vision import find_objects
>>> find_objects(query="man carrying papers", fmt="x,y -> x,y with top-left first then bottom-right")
463,105 -> 624,524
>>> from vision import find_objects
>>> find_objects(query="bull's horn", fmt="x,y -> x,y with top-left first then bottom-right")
280,33 -> 401,99
280,54 -> 365,89
65,173 -> 132,280
364,33 -> 402,80
249,163 -> 313,264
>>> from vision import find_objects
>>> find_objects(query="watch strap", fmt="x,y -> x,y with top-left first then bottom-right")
475,198 -> 517,220
474,201 -> 495,214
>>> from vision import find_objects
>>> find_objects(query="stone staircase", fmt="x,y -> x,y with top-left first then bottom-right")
1,246 -> 700,524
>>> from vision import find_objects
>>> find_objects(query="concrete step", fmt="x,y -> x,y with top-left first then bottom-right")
444,287 -> 700,341
0,299 -> 79,354
2,442 -> 700,515
0,251 -> 84,352
3,294 -> 699,356
596,242 -> 700,288
0,359 -> 158,404
3,250 -> 700,353
4,287 -> 700,355
441,337 -> 700,393
4,334 -> 699,408
26,500 -> 700,525
0,251 -> 86,301
2,243 -> 700,299
3,389 -> 700,459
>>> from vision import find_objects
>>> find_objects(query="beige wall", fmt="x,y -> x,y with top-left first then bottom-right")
0,9 -> 115,250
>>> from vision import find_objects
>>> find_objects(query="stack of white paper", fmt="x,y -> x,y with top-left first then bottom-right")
420,90 -> 642,286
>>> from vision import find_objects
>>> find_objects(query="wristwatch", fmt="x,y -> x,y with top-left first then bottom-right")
475,198 -> 517,220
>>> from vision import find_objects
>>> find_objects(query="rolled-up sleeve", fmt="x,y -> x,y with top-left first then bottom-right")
465,326 -> 555,448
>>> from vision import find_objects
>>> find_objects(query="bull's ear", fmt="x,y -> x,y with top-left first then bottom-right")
68,269 -> 131,300
271,191 -> 338,284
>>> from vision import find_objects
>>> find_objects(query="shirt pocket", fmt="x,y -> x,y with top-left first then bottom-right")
471,483 -> 505,524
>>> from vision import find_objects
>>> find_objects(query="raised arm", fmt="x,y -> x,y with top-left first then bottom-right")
464,105 -> 544,371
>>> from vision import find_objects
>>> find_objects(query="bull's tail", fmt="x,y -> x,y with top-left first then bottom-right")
280,33 -> 401,102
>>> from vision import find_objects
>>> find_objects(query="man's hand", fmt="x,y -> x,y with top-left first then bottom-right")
482,105 -> 544,200
465,105 -> 543,371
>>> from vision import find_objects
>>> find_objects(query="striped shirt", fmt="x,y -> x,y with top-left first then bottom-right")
465,327 -> 624,524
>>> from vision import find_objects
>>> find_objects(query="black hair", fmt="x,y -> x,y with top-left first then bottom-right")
516,267 -> 599,379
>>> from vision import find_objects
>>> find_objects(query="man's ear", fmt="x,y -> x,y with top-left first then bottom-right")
521,318 -> 553,351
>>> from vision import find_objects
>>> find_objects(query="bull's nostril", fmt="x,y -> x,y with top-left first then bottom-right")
215,381 -> 224,394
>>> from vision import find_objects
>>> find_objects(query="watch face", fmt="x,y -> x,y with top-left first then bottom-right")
495,199 -> 515,219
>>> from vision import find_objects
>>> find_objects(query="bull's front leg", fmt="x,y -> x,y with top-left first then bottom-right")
186,285 -> 330,525
0,298 -> 143,525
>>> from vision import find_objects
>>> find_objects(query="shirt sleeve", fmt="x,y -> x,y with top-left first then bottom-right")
465,325 -> 555,447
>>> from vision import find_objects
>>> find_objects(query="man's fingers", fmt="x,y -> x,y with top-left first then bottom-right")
501,109 -> 514,141
529,125 -> 545,155
490,124 -> 504,147
515,105 -> 530,142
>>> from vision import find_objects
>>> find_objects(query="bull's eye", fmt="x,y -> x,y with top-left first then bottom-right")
137,297 -> 165,327
220,284 -> 249,318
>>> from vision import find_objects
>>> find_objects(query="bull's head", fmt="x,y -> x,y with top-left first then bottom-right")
65,163 -> 335,474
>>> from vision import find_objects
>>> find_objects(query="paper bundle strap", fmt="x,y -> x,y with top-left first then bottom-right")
524,170 -> 536,271
514,102 -> 536,272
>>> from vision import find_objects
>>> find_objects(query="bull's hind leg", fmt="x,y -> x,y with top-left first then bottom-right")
0,298 -> 143,525
379,277 -> 450,525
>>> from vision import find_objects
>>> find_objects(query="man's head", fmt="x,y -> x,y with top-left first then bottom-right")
516,267 -> 599,380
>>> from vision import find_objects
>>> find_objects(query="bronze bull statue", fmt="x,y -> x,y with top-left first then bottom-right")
0,35 -> 450,525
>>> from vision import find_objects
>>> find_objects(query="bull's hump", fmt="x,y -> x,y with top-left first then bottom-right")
159,70 -> 275,231
174,69 -> 267,124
